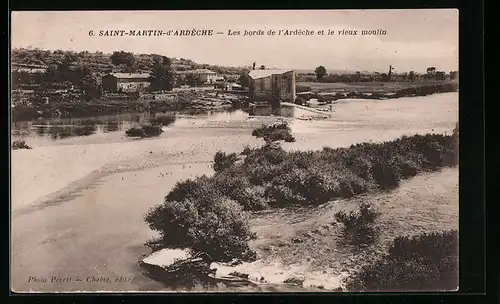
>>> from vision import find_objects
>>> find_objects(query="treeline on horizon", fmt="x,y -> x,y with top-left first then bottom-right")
11,48 -> 247,76
305,66 -> 458,83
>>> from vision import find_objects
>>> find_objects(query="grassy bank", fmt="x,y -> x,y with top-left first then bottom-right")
296,82 -> 458,103
346,230 -> 458,291
145,122 -> 458,267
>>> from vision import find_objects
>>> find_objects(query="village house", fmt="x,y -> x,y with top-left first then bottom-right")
101,72 -> 151,93
176,69 -> 218,84
248,69 -> 296,103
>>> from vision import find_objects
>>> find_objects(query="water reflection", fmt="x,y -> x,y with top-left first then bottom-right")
11,113 -> 177,141
11,106 -> 294,142
243,106 -> 295,117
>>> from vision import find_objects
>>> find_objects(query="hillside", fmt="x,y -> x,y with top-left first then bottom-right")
11,48 -> 248,76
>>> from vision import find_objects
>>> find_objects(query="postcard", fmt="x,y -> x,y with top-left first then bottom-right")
10,9 -> 459,293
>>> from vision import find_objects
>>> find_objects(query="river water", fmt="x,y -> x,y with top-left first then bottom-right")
11,93 -> 458,292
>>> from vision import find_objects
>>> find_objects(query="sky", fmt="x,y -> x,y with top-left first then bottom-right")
11,10 -> 458,73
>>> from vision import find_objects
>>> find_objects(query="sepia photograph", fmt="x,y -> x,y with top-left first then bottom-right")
10,9 -> 459,293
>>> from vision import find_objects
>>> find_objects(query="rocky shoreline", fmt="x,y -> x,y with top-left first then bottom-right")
11,82 -> 458,122
11,91 -> 242,121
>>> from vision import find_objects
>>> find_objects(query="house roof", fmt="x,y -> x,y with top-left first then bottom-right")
248,69 -> 294,80
107,73 -> 151,79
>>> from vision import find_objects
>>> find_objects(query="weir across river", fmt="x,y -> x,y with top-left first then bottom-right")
281,102 -> 333,117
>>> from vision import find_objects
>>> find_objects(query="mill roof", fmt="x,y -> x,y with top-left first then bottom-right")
248,69 -> 294,80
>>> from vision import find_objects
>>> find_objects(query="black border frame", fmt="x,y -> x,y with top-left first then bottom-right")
5,1 -> 487,303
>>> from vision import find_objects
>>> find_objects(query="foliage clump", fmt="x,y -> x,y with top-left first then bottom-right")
346,230 -> 458,292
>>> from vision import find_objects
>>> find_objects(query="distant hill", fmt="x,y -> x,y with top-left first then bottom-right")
10,48 -> 248,76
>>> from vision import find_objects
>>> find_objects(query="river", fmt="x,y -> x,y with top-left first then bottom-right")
10,92 -> 458,292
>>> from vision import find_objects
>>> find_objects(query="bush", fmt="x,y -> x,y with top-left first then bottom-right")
231,185 -> 270,210
266,129 -> 296,143
125,123 -> 163,138
334,203 -> 380,246
252,121 -> 296,143
145,177 -> 257,263
12,140 -> 32,150
214,132 -> 456,210
240,146 -> 253,156
213,151 -> 239,172
145,129 -> 459,266
346,230 -> 458,291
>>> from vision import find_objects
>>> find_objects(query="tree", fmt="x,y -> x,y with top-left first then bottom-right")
186,74 -> 203,87
110,51 -> 136,68
449,71 -> 458,80
80,73 -> 100,100
260,65 -> 266,70
149,57 -> 174,91
237,73 -> 250,87
408,71 -> 416,81
435,71 -> 446,81
314,66 -> 327,81
426,67 -> 437,79
74,65 -> 100,99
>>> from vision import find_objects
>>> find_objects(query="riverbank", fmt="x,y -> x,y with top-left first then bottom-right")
296,81 -> 458,103
11,90 -> 242,121
11,82 -> 457,121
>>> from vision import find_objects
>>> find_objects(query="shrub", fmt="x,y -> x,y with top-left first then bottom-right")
266,129 -> 296,143
252,121 -> 296,143
231,185 -> 270,210
12,140 -> 32,150
236,132 -> 455,209
145,129 -> 459,265
334,203 -> 380,246
266,184 -> 308,207
145,180 -> 257,263
213,151 -> 239,172
125,123 -> 163,138
346,230 -> 458,292
371,161 -> 401,190
240,146 -> 253,156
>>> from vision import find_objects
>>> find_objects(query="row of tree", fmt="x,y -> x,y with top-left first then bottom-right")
313,66 -> 458,83
12,48 -> 246,76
